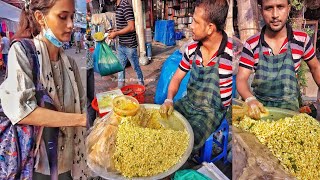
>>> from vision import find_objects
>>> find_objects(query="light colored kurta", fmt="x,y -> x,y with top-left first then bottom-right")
0,36 -> 89,179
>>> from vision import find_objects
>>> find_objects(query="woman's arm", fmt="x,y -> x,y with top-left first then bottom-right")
18,107 -> 86,127
0,42 -> 85,127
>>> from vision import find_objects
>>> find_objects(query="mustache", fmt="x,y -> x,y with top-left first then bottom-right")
271,19 -> 281,23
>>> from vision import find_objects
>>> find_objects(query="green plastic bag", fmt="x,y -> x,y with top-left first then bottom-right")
98,42 -> 123,76
173,169 -> 212,180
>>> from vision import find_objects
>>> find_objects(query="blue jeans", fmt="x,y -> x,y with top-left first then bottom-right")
2,54 -> 8,67
117,45 -> 144,85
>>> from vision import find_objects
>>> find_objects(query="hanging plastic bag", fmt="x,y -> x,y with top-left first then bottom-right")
93,41 -> 101,74
98,41 -> 123,76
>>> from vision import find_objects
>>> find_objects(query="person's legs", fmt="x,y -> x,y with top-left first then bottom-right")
76,41 -> 80,53
78,41 -> 81,53
87,68 -> 96,128
117,45 -> 128,88
2,54 -> 8,68
75,41 -> 78,53
126,47 -> 144,85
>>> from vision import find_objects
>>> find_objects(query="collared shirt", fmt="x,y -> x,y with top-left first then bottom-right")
239,25 -> 315,72
178,31 -> 233,107
115,0 -> 137,48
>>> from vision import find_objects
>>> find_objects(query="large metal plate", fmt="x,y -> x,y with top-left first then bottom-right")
232,99 -> 298,120
87,104 -> 194,180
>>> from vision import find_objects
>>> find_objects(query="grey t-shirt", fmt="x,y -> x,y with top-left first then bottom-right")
1,36 -> 10,54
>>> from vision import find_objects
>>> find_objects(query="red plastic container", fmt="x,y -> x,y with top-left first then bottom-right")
121,84 -> 146,103
91,97 -> 109,118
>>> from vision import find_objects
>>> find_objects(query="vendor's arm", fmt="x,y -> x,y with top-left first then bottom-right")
302,35 -> 320,87
236,67 -> 254,100
159,69 -> 186,118
237,67 -> 266,119
237,42 -> 266,119
237,41 -> 256,100
306,56 -> 320,87
160,46 -> 191,118
0,42 -> 86,127
167,69 -> 187,99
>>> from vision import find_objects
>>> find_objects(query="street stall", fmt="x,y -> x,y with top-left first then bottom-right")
86,97 -> 194,179
87,93 -> 232,179
232,99 -> 320,180
232,0 -> 320,178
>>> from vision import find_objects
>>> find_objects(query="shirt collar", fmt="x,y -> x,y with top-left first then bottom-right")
260,23 -> 294,48
195,30 -> 228,58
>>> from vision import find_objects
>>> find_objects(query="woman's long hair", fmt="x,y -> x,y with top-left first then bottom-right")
13,0 -> 57,39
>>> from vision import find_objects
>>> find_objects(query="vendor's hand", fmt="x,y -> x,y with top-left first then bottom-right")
108,31 -> 117,39
245,98 -> 266,120
160,100 -> 174,119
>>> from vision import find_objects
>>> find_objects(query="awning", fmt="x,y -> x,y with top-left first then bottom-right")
0,0 -> 21,22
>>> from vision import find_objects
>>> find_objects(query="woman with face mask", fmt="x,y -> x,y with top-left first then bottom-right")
0,0 -> 88,179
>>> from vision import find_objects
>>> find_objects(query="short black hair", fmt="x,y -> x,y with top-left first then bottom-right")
258,0 -> 291,6
0,32 -> 6,37
194,0 -> 229,32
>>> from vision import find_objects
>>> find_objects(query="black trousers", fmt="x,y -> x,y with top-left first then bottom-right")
87,68 -> 96,128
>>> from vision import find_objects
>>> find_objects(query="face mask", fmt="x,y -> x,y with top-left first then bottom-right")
42,17 -> 63,47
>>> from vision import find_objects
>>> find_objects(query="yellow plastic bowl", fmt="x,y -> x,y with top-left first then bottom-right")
112,95 -> 140,116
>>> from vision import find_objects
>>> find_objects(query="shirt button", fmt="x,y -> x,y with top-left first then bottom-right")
57,85 -> 60,90
54,65 -> 58,69
61,146 -> 64,150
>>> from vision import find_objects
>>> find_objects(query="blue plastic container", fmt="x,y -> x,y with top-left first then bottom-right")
154,20 -> 176,46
